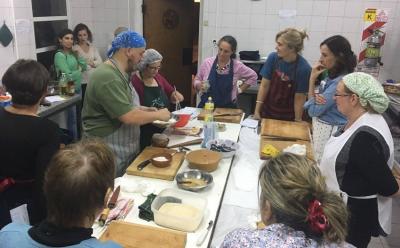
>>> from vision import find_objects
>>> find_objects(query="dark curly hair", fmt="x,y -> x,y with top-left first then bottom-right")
73,23 -> 93,43
320,35 -> 357,78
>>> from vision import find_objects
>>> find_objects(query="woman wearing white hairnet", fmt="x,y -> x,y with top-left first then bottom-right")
131,48 -> 184,149
319,72 -> 400,248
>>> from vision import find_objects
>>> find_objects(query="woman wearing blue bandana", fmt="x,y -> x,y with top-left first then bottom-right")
82,31 -> 171,177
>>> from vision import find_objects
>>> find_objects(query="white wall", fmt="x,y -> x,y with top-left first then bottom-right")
200,0 -> 400,80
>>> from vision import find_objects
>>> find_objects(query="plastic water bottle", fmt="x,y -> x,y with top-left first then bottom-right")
204,97 -> 214,122
202,97 -> 216,148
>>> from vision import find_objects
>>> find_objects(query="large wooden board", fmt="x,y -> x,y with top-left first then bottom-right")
100,221 -> 186,248
198,108 -> 243,124
260,118 -> 310,141
126,147 -> 185,181
260,137 -> 314,160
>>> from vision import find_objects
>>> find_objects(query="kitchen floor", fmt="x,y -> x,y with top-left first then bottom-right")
368,134 -> 400,248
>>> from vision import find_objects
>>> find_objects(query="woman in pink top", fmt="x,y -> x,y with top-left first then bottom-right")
194,35 -> 257,108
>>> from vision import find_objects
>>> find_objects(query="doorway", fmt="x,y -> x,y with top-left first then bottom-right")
143,0 -> 199,107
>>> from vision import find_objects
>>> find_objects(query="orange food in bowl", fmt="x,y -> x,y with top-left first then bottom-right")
186,149 -> 222,172
174,114 -> 191,128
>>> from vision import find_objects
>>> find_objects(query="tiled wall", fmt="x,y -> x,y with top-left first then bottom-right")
200,0 -> 400,80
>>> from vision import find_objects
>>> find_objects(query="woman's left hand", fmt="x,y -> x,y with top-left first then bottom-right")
315,94 -> 327,105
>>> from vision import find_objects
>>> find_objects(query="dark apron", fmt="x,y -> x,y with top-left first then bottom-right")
140,85 -> 169,151
198,57 -> 236,108
261,57 -> 298,121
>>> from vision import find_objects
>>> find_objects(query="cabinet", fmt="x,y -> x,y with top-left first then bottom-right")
237,59 -> 265,116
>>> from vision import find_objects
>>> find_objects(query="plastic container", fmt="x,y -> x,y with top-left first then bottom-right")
151,188 -> 207,232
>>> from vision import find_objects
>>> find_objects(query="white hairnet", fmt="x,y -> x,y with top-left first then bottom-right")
137,49 -> 163,71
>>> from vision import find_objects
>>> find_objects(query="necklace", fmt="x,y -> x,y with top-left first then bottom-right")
216,62 -> 230,73
108,58 -> 130,87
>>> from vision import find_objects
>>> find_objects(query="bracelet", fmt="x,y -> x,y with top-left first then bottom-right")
256,100 -> 264,104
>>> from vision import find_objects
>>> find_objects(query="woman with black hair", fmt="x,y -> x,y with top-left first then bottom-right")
194,35 -> 257,108
54,28 -> 87,94
304,35 -> 357,162
0,60 -> 60,228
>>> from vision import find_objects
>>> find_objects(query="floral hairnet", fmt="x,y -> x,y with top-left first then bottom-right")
342,72 -> 389,113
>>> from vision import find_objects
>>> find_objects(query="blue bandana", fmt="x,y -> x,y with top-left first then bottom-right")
107,31 -> 146,58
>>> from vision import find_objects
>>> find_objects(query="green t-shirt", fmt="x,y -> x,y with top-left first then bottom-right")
82,63 -> 133,137
54,51 -> 87,90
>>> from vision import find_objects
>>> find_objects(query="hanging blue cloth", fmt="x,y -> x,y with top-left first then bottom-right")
198,57 -> 234,108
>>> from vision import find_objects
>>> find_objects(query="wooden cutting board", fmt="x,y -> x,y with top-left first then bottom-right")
126,147 -> 185,181
100,221 -> 186,248
198,108 -> 243,124
259,137 -> 314,160
260,118 -> 310,141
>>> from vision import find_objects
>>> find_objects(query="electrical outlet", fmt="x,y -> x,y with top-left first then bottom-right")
203,20 -> 209,26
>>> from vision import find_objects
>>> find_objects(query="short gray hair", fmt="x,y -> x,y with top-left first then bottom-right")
137,49 -> 163,72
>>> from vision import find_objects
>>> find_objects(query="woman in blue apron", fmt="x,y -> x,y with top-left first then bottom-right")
254,28 -> 311,121
194,35 -> 257,108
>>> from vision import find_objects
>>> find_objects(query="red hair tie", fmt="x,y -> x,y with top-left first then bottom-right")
307,199 -> 329,234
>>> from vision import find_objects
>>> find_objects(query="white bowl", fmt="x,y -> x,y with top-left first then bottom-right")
206,139 -> 239,158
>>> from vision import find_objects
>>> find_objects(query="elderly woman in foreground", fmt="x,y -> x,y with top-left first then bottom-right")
223,153 -> 354,247
319,72 -> 400,248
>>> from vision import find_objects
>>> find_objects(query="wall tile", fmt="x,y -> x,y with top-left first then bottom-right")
251,0 -> 266,15
222,0 -> 236,13
312,1 -> 329,16
341,17 -> 362,33
236,14 -> 250,29
326,16 -> 343,32
264,14 -> 279,31
345,1 -> 364,18
92,0 -> 105,8
296,0 -> 313,16
328,1 -> 345,17
282,0 -> 297,10
295,15 -> 311,30
12,0 -> 31,8
0,0 -> 12,8
237,0 -> 250,15
310,16 -> 327,32
250,14 -> 265,29
266,0 -> 281,15
220,13 -> 235,28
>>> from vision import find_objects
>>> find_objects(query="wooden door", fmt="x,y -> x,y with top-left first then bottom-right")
143,0 -> 194,107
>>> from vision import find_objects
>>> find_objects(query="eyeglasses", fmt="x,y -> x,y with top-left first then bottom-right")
148,65 -> 161,71
334,93 -> 351,97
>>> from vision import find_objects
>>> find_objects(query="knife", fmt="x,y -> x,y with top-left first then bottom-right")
137,158 -> 151,171
196,220 -> 213,246
99,186 -> 120,226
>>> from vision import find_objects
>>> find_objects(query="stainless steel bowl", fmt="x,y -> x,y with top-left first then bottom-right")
175,170 -> 213,192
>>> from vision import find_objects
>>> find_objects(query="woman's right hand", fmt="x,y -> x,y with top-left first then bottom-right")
253,110 -> 261,120
200,80 -> 210,93
310,62 -> 326,83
